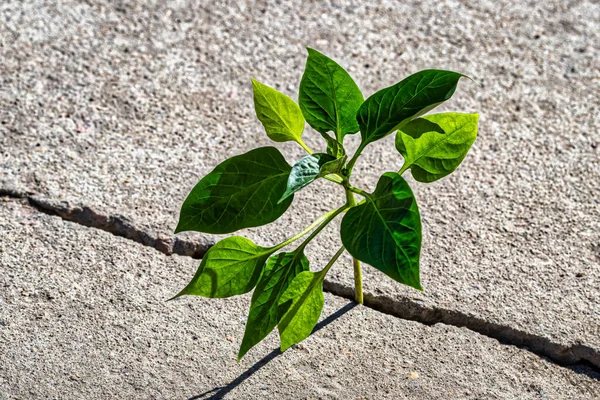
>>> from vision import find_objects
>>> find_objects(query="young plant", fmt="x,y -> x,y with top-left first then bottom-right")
173,48 -> 479,359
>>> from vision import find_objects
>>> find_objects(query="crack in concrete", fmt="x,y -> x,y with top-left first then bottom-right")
1,188 -> 599,376
323,280 -> 600,372
0,188 -> 211,259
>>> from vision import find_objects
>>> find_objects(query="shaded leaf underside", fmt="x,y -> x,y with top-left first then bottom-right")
280,153 -> 345,202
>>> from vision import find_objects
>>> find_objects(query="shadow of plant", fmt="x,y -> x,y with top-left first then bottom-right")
187,301 -> 358,400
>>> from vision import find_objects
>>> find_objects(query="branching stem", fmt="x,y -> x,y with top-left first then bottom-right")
347,185 -> 371,200
281,141 -> 369,305
274,205 -> 348,252
296,205 -> 348,252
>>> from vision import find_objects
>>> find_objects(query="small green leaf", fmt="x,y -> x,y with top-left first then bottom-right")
396,113 -> 479,182
277,270 -> 325,351
252,79 -> 306,146
341,173 -> 422,290
174,236 -> 273,299
320,155 -> 347,176
317,132 -> 346,158
357,70 -> 465,147
176,147 -> 293,234
299,48 -> 364,141
238,251 -> 310,360
279,153 -> 346,203
308,130 -> 346,158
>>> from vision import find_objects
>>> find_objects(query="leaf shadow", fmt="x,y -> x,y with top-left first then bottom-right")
186,301 -> 358,400
402,118 -> 444,138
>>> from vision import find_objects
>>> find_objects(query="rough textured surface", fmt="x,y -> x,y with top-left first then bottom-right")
1,0 -> 599,377
1,201 -> 598,399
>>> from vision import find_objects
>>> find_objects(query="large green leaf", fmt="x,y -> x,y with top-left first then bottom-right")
299,48 -> 364,141
238,251 -> 310,360
174,236 -> 273,299
356,70 -> 464,147
279,153 -> 346,203
176,147 -> 293,234
277,270 -> 325,351
396,113 -> 479,183
252,79 -> 306,145
340,173 -> 422,290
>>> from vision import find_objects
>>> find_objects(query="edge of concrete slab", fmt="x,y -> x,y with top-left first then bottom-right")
0,187 -> 212,259
2,186 -> 599,375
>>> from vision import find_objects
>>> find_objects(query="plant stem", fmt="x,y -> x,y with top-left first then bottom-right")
298,139 -> 314,155
346,142 -> 366,176
319,245 -> 346,278
352,257 -> 363,304
347,185 -> 372,200
398,163 -> 410,175
274,205 -> 347,252
296,205 -> 348,252
344,186 -> 364,304
323,174 -> 344,184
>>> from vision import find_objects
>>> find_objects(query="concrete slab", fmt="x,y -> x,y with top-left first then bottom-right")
2,0 -> 599,364
1,201 -> 598,399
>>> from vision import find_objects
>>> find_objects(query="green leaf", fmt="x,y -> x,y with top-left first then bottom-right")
341,173 -> 422,290
252,79 -> 306,146
321,155 -> 347,176
176,147 -> 293,234
299,48 -> 364,141
357,70 -> 465,147
238,251 -> 310,360
396,113 -> 479,182
279,153 -> 347,203
277,270 -> 325,351
320,132 -> 346,158
174,236 -> 273,299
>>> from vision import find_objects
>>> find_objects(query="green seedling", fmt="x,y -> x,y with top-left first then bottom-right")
173,48 -> 479,359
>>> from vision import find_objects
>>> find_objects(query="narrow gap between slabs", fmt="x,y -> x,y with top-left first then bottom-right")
1,189 -> 599,379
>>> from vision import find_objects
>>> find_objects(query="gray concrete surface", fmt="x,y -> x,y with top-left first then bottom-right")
1,0 -> 599,392
1,200 -> 598,399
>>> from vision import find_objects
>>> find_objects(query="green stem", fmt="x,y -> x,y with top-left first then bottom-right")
398,163 -> 410,175
298,139 -> 314,155
346,142 -> 366,176
273,205 -> 347,252
323,174 -> 344,184
296,205 -> 348,252
345,184 -> 355,205
344,186 -> 364,304
319,245 -> 346,278
347,185 -> 372,201
352,257 -> 363,304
